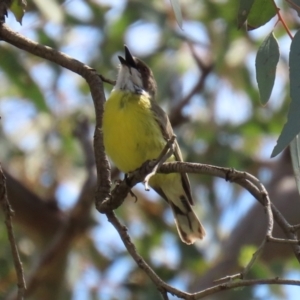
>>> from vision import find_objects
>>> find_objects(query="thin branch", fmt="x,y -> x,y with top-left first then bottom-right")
16,123 -> 97,299
159,289 -> 170,300
106,211 -> 191,299
2,22 -> 300,300
0,23 -> 111,205
169,45 -> 213,127
0,165 -> 26,300
73,117 -> 95,171
159,162 -> 300,262
99,74 -> 116,86
272,0 -> 293,39
99,157 -> 300,299
291,223 -> 300,232
143,135 -> 176,190
267,236 -> 300,244
98,137 -> 176,213
193,278 -> 300,299
241,239 -> 266,279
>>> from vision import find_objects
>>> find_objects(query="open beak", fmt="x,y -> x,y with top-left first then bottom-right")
118,45 -> 137,69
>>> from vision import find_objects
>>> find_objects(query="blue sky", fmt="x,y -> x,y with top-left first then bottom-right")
2,0 -> 300,299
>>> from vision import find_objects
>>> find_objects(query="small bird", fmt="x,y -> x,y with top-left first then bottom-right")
102,46 -> 205,244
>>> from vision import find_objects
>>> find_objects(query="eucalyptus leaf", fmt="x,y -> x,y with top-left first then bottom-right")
247,0 -> 276,30
10,0 -> 26,24
271,29 -> 300,157
290,135 -> 300,195
255,32 -> 279,105
237,0 -> 255,28
170,0 -> 183,29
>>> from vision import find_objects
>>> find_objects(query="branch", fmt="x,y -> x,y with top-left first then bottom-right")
143,135 -> 176,190
0,23 -> 111,205
10,119 -> 97,299
169,44 -> 213,127
159,162 -> 300,262
107,208 -> 300,299
106,211 -> 190,299
2,22 -> 299,300
193,278 -> 300,299
99,155 -> 300,299
272,0 -> 293,39
0,165 -> 26,300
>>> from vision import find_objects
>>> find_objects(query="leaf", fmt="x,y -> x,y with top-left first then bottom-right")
237,0 -> 255,29
170,0 -> 182,29
247,0 -> 277,30
290,135 -> 300,195
0,47 -> 49,112
255,32 -> 279,105
271,29 -> 300,157
10,0 -> 26,24
32,0 -> 63,24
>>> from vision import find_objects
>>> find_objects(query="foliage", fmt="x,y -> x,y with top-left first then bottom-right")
0,0 -> 300,299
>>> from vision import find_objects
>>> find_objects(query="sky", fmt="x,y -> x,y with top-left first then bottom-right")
1,0 -> 300,299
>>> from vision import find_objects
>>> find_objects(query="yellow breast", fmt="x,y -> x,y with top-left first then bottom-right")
103,90 -> 166,173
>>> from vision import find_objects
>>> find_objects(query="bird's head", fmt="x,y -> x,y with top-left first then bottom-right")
115,45 -> 157,99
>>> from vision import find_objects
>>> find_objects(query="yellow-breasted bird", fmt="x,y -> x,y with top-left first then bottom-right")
103,46 -> 205,244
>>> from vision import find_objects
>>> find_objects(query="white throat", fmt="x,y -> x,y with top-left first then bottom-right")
114,65 -> 143,93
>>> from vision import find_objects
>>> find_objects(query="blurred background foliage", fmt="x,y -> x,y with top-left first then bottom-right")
1,0 -> 300,299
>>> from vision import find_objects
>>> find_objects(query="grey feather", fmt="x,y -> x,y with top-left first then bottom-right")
150,101 -> 194,205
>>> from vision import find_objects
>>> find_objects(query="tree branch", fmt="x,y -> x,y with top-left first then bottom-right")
0,23 -> 111,205
2,22 -> 300,300
0,165 -> 26,300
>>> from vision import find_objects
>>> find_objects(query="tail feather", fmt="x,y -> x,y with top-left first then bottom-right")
169,197 -> 205,245
151,176 -> 205,244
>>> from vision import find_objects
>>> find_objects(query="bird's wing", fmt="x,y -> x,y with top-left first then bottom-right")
151,102 -> 194,205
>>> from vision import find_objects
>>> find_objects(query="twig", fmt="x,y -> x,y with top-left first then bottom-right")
159,162 -> 300,262
98,136 -> 176,213
241,239 -> 266,279
159,288 -> 170,300
214,171 -> 272,280
17,123 -> 97,299
286,0 -> 300,14
143,135 -> 176,190
73,117 -> 95,171
272,0 -> 293,39
99,74 -> 116,86
193,278 -> 300,299
0,165 -> 26,300
267,236 -> 300,244
214,273 -> 242,283
0,23 -> 111,206
106,211 -> 192,299
2,22 -> 300,300
291,223 -> 300,232
169,47 -> 213,127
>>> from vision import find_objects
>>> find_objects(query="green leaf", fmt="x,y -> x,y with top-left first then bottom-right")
10,0 -> 26,24
237,0 -> 255,29
255,32 -> 279,105
247,0 -> 277,30
0,47 -> 49,112
32,0 -> 63,23
238,245 -> 257,267
170,0 -> 183,29
290,135 -> 300,195
271,29 -> 300,157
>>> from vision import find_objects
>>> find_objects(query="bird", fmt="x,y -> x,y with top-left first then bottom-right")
102,45 -> 205,244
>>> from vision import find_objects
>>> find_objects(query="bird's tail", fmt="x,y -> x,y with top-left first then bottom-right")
169,196 -> 205,245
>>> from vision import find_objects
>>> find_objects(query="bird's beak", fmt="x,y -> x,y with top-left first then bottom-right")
118,45 -> 137,69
